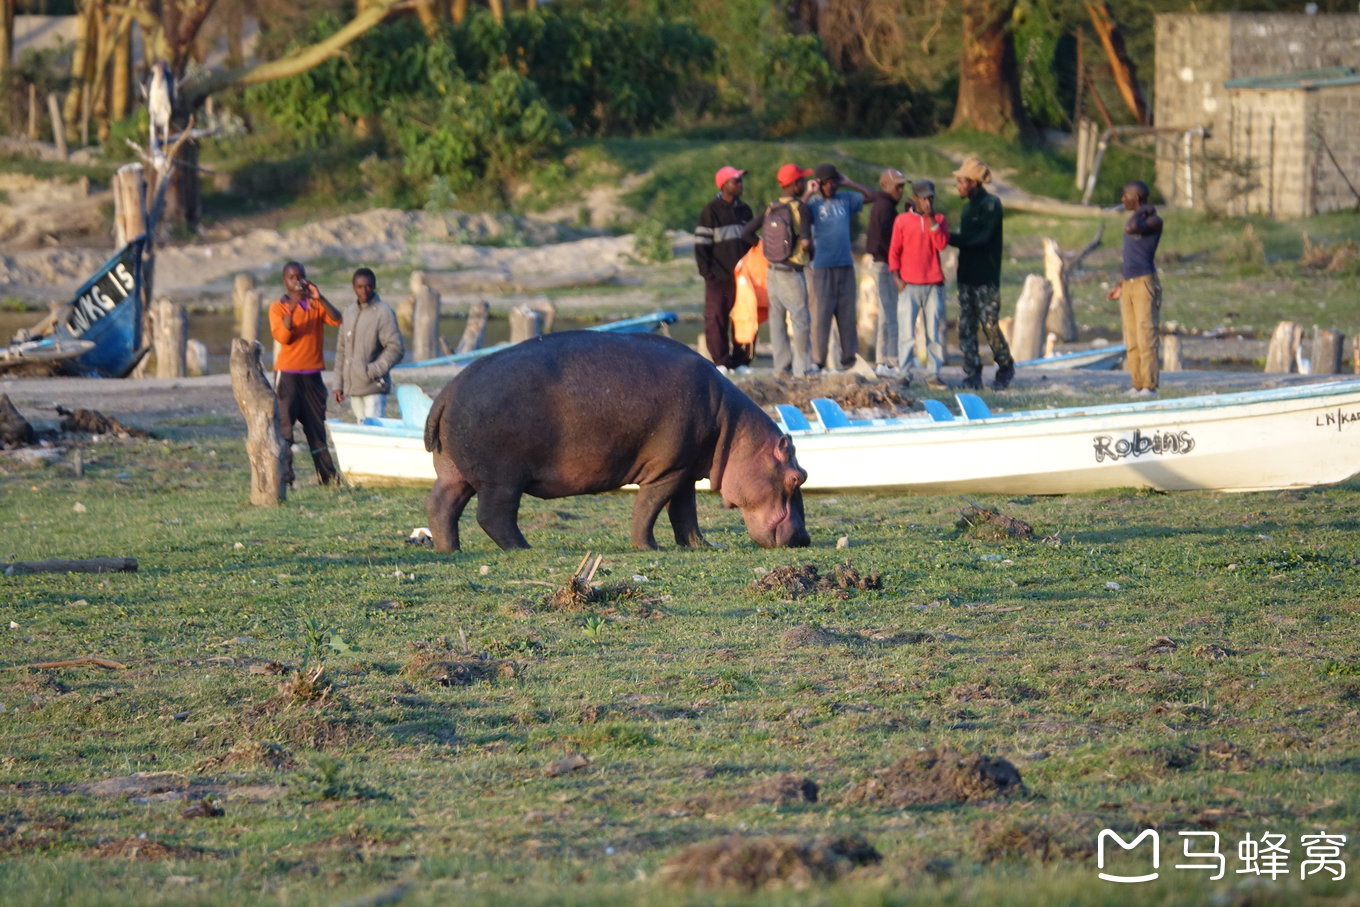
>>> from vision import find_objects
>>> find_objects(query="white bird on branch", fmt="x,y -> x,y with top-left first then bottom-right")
147,61 -> 176,163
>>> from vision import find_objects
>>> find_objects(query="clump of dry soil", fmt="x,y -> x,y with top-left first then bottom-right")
843,746 -> 1025,807
660,833 -> 879,890
752,560 -> 882,600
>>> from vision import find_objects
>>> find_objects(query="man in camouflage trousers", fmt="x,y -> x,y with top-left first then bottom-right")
947,156 -> 1014,390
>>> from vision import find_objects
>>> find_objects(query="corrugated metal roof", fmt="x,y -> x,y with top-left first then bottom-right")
1226,67 -> 1360,90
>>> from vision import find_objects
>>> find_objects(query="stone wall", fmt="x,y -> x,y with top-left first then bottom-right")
1154,12 -> 1360,215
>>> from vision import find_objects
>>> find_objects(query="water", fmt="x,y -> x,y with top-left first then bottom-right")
1,310 -> 703,375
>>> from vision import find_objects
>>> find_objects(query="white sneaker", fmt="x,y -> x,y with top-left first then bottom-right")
874,363 -> 899,377
715,364 -> 730,375
734,365 -> 752,375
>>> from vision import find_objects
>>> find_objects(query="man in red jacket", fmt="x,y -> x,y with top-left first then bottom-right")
888,179 -> 950,389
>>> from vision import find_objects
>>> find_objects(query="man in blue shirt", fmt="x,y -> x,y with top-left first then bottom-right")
806,163 -> 871,371
1107,180 -> 1164,397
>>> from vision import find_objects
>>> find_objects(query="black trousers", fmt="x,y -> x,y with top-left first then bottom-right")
704,276 -> 752,369
276,371 -> 337,485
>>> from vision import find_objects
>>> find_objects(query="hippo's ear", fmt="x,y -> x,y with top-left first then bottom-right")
774,434 -> 794,463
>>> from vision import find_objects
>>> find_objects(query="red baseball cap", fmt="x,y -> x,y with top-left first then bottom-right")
714,166 -> 746,189
777,162 -> 813,188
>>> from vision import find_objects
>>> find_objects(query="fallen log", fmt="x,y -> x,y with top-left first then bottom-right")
4,557 -> 139,576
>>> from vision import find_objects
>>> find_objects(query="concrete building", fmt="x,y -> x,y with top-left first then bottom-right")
1154,12 -> 1360,217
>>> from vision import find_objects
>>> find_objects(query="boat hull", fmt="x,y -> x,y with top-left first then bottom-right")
329,380 -> 1360,495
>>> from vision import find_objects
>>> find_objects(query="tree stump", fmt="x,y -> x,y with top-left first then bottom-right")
46,92 -> 66,160
1041,238 -> 1077,343
1009,275 -> 1052,362
1161,334 -> 1183,372
509,305 -> 543,343
233,273 -> 261,342
396,295 -> 415,337
456,300 -> 489,354
152,296 -> 187,379
525,296 -> 557,335
1311,328 -> 1344,375
1353,336 -> 1360,375
1264,321 -> 1304,373
186,339 -> 210,377
856,255 -> 879,363
0,394 -> 35,448
411,272 -> 442,363
229,339 -> 286,506
112,164 -> 146,247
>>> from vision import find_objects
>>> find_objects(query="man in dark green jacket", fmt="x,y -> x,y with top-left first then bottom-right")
947,156 -> 1014,390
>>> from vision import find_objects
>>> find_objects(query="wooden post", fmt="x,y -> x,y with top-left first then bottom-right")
509,305 -> 542,343
229,339 -> 286,506
152,296 -> 187,378
1311,328 -> 1344,375
1353,335 -> 1360,375
856,255 -> 878,363
233,274 -> 262,342
526,296 -> 557,335
1009,275 -> 1052,362
1041,238 -> 1078,343
186,339 -> 209,377
456,300 -> 489,354
112,163 -> 146,247
1264,321 -> 1304,373
1161,334 -> 1183,372
46,92 -> 67,159
28,83 -> 39,139
411,271 -> 442,363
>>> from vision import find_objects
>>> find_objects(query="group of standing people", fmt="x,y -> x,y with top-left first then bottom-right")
697,154 -> 1020,391
268,261 -> 404,486
697,157 -> 1163,397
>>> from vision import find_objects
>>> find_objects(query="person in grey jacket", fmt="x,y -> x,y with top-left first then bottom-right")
333,267 -> 404,420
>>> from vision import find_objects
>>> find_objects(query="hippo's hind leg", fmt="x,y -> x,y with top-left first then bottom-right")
666,483 -> 708,548
476,483 -> 530,550
428,459 -> 475,553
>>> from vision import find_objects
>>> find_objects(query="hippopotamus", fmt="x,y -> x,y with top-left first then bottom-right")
422,331 -> 810,551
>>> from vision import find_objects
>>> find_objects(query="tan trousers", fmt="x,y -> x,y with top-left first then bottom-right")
1120,274 -> 1161,391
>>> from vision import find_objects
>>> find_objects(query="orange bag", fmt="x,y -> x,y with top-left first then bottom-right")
731,245 -> 769,345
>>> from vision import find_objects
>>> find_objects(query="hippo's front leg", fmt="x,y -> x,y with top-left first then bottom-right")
666,483 -> 708,548
475,483 -> 531,550
631,476 -> 690,550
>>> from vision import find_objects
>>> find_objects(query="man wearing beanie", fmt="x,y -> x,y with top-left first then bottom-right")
806,163 -> 872,372
695,166 -> 755,374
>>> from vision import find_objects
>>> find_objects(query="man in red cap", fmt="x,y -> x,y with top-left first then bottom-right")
695,166 -> 754,374
742,163 -> 817,377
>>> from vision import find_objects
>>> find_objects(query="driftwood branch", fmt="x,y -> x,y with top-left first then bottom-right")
4,557 -> 138,576
10,657 -> 129,671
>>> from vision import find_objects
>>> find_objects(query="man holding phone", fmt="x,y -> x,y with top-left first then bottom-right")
270,261 -> 343,486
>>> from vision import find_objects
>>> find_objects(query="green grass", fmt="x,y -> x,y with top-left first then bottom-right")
2,424 -> 1359,904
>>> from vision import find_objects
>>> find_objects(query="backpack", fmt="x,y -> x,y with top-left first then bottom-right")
761,201 -> 797,264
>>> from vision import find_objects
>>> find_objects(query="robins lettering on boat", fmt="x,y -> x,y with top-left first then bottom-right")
1092,429 -> 1196,463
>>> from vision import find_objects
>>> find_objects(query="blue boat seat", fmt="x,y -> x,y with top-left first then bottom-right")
811,397 -> 853,429
774,404 -> 812,432
395,384 -> 434,429
955,392 -> 993,421
922,399 -> 955,422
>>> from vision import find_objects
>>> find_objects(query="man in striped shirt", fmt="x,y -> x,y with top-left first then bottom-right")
695,166 -> 755,374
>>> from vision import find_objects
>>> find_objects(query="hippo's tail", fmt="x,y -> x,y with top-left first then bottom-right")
424,391 -> 447,454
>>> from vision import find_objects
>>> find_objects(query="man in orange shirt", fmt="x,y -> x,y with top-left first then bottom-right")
270,261 -> 343,486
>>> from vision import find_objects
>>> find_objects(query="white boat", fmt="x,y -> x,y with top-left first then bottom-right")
330,379 -> 1360,495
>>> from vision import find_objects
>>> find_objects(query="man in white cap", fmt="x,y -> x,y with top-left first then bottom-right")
947,155 -> 1014,390
695,165 -> 755,373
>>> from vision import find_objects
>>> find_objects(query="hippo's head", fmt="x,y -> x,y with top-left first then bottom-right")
723,434 -> 810,548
